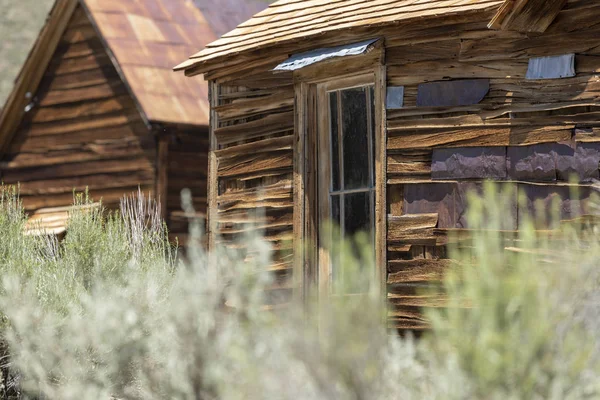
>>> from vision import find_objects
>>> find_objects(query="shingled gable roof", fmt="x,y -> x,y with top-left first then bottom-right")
83,0 -> 217,127
175,0 -> 509,75
0,0 -> 238,153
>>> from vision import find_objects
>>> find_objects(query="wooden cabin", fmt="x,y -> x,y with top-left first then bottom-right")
175,0 -> 600,329
0,0 -> 264,240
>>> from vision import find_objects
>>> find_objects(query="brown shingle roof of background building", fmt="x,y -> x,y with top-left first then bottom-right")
0,0 -> 269,135
84,0 -> 218,126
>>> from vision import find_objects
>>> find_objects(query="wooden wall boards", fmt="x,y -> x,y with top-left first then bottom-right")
177,0 -> 600,330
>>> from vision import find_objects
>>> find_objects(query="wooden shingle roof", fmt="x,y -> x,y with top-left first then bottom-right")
84,0 -> 217,126
176,0 -> 505,74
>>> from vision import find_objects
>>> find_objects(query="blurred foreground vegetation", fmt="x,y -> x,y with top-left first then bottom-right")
0,183 -> 598,399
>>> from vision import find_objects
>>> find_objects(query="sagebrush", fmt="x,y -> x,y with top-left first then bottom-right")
0,184 -> 598,399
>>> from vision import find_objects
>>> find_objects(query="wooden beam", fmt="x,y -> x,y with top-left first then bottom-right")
388,214 -> 439,243
293,82 -> 307,303
388,185 -> 404,217
156,134 -> 169,221
488,0 -> 567,33
374,63 -> 388,304
217,151 -> 293,178
214,116 -> 294,145
387,259 -> 456,284
207,81 -> 219,251
387,126 -> 574,150
306,84 -> 319,296
488,0 -> 515,30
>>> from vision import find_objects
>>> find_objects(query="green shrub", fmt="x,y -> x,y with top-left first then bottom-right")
426,182 -> 600,399
0,183 -> 598,399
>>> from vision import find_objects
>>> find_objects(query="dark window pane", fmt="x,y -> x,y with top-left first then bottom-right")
330,194 -> 340,227
369,86 -> 375,185
341,87 -> 369,190
344,192 -> 372,237
329,91 -> 340,191
344,192 -> 373,279
330,194 -> 341,285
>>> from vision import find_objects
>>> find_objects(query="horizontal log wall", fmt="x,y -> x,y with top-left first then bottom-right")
0,6 -> 155,214
214,72 -> 295,308
385,0 -> 600,330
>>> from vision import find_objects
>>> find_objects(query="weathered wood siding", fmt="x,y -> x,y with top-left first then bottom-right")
385,0 -> 600,330
212,74 -> 295,307
204,0 -> 600,326
0,6 -> 155,212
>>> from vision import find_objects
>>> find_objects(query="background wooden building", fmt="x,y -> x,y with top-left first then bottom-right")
0,0 -> 265,240
176,0 -> 600,328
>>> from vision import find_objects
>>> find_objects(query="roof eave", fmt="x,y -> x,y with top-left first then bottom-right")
177,3 -> 505,78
